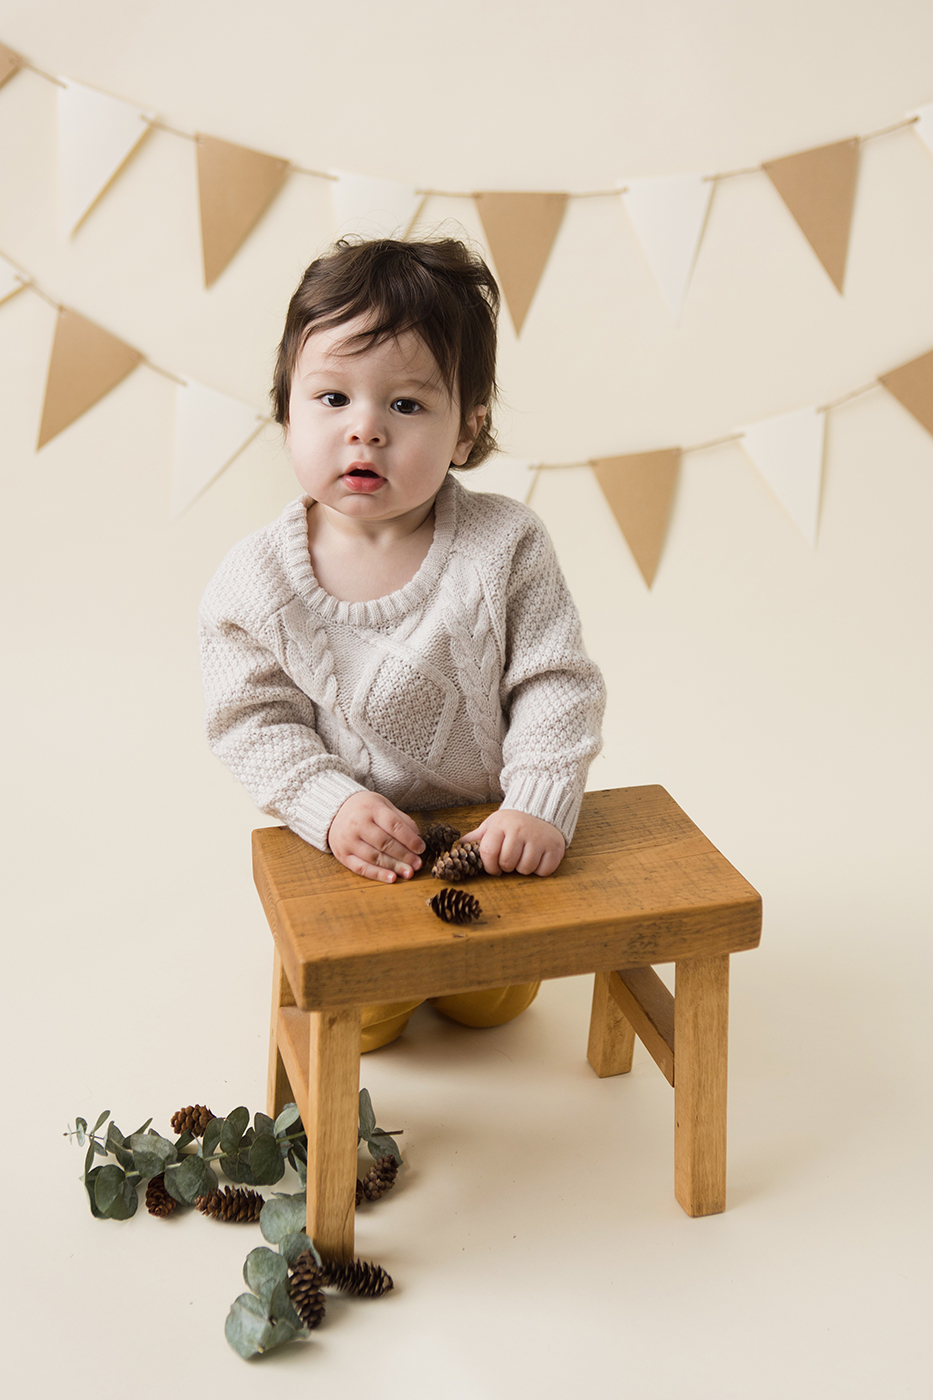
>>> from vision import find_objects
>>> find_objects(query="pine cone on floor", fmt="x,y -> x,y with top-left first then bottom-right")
288,1251 -> 326,1330
195,1186 -> 264,1222
145,1172 -> 178,1217
432,840 -> 483,882
170,1104 -> 216,1137
429,887 -> 482,924
420,822 -> 461,866
320,1257 -> 394,1297
361,1154 -> 399,1202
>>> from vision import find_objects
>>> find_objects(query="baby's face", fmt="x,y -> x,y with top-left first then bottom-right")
287,316 -> 484,528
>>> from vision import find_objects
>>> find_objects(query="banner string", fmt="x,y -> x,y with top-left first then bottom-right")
707,116 -> 920,184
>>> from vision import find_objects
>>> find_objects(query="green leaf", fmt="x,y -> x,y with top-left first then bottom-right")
254,1112 -> 274,1136
220,1107 -> 249,1156
173,1129 -> 194,1154
106,1122 -> 124,1149
129,1117 -> 153,1137
171,1155 -> 216,1204
358,1088 -> 376,1139
108,1175 -> 140,1221
279,1231 -> 320,1269
259,1192 -> 306,1245
91,1110 -> 110,1133
366,1131 -> 402,1167
295,1153 -> 307,1188
270,1279 -> 304,1331
202,1117 -> 224,1160
220,1150 -> 257,1186
130,1132 -> 178,1180
263,1319 -> 298,1351
243,1247 -> 288,1296
113,1143 -> 136,1173
84,1166 -> 105,1218
84,1142 -> 96,1180
75,1117 -> 87,1146
273,1104 -> 301,1137
249,1133 -> 285,1185
224,1294 -> 273,1359
94,1164 -> 127,1216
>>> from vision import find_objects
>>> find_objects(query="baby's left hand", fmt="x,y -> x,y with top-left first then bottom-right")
461,809 -> 565,878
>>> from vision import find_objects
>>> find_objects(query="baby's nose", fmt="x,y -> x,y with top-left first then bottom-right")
348,407 -> 386,443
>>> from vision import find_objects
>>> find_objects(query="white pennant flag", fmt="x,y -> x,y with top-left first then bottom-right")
620,173 -> 714,322
172,380 -> 263,517
738,405 -> 826,545
909,102 -> 933,160
57,78 -> 153,235
331,172 -> 424,240
0,253 -> 25,305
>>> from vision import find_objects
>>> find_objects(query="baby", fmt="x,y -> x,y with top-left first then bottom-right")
199,236 -> 605,1049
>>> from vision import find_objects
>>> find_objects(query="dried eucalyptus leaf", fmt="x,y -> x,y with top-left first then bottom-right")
91,1110 -> 110,1133
279,1231 -> 320,1269
358,1088 -> 376,1139
173,1154 -> 216,1204
173,1129 -> 194,1154
84,1166 -> 105,1218
130,1132 -> 177,1180
243,1246 -> 288,1296
220,1150 -> 257,1186
270,1279 -> 304,1331
273,1103 -> 301,1137
94,1164 -> 127,1216
295,1153 -> 307,1188
130,1118 -> 153,1137
259,1192 -> 306,1245
202,1117 -> 224,1160
225,1293 -> 273,1359
108,1176 -> 139,1221
106,1122 -> 125,1149
84,1142 -> 96,1179
254,1112 -> 274,1136
249,1133 -> 285,1185
75,1118 -> 87,1145
263,1318 -> 298,1351
365,1131 -> 402,1167
220,1107 -> 249,1156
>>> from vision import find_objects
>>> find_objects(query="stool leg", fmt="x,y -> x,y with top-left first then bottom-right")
587,971 -> 636,1077
673,954 -> 729,1217
267,946 -> 296,1120
304,1007 -> 361,1263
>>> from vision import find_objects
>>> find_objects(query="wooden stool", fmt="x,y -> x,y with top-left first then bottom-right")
254,785 -> 761,1259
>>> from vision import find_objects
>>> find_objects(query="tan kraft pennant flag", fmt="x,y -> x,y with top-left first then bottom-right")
38,307 -> 142,448
880,349 -> 933,438
196,135 -> 290,287
0,42 -> 22,88
474,192 -> 567,335
592,449 -> 681,587
763,138 -> 860,293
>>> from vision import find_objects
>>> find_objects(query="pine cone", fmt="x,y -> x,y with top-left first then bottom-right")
320,1257 -> 394,1297
145,1172 -> 178,1217
420,822 -> 461,865
361,1155 -> 399,1202
355,1178 -> 364,1207
195,1186 -> 264,1222
170,1104 -> 216,1137
429,887 -> 482,924
288,1251 -> 326,1330
432,840 -> 483,882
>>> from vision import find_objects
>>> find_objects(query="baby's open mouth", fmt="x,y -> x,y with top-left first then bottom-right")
348,468 -> 379,477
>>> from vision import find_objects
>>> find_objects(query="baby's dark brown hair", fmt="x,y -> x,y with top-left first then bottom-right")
271,237 -> 500,468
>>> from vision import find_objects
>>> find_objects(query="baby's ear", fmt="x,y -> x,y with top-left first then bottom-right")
453,404 -> 487,464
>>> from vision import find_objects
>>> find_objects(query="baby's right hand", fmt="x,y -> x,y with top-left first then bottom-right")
327,791 -> 425,883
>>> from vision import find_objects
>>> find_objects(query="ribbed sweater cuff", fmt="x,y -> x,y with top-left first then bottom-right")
286,769 -> 367,852
500,770 -> 586,846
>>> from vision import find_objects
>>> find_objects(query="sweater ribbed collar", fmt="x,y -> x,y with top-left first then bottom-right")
278,472 -> 461,628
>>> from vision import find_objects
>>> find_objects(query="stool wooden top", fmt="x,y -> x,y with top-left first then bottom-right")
252,785 -> 761,1011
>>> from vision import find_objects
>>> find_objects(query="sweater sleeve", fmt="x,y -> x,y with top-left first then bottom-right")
496,518 -> 606,844
198,608 -> 365,851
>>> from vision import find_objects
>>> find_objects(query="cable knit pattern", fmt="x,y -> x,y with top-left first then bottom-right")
199,475 -> 606,851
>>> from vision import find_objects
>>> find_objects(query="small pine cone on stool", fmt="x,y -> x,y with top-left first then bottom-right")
145,1172 -> 178,1217
320,1257 -> 394,1297
429,887 -> 482,925
361,1154 -> 399,1202
420,822 -> 461,865
288,1251 -> 326,1330
432,840 -> 484,882
196,1186 -> 264,1222
170,1104 -> 215,1136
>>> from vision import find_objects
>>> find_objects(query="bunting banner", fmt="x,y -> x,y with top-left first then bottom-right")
0,254 -> 24,305
474,192 -> 568,335
196,135 -> 290,288
37,307 -> 142,449
331,172 -> 423,240
911,103 -> 933,160
171,378 -> 263,516
591,449 -> 681,586
738,405 -> 826,545
0,40 -> 20,87
763,139 -> 860,293
56,78 -> 153,236
620,174 -> 714,322
880,349 -> 933,438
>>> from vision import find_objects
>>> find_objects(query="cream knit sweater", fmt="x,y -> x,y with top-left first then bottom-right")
199,475 -> 605,851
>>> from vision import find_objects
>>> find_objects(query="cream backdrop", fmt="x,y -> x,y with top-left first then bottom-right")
2,1 -> 931,1396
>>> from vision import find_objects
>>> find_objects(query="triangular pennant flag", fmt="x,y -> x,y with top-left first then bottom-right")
620,174 -> 713,321
591,449 -> 681,587
880,349 -> 933,438
474,192 -> 567,335
738,406 -> 825,545
196,135 -> 290,287
763,139 -> 860,293
57,78 -> 153,236
331,172 -> 424,240
909,103 -> 933,161
37,307 -> 142,448
0,253 -> 25,306
0,41 -> 22,88
171,379 -> 262,515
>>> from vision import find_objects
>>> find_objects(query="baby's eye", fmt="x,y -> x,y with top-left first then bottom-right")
391,398 -> 422,415
320,392 -> 349,408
